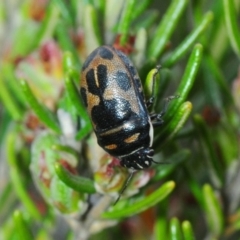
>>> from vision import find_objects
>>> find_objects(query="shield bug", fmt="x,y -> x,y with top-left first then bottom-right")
80,45 -> 173,203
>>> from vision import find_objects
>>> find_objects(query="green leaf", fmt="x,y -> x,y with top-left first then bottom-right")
7,129 -> 41,220
52,0 -> 76,27
102,181 -> 175,219
104,0 -> 125,36
164,44 -> 203,123
223,0 -> 240,57
63,51 -> 79,75
164,12 -> 213,68
2,64 -> 27,108
202,184 -> 224,237
154,215 -> 168,240
153,150 -> 190,181
132,28 -> 148,68
0,182 -> 16,219
55,163 -> 96,194
155,101 -> 192,147
193,114 -> 224,185
170,218 -> 183,240
182,221 -> 195,240
148,0 -> 189,60
19,80 -> 61,133
133,10 -> 158,33
131,0 -> 154,20
13,211 -> 34,240
31,132 -> 85,213
183,167 -> 205,210
56,25 -> 81,67
64,72 -> 89,122
0,76 -> 22,121
29,2 -> 60,51
83,5 -> 102,54
52,144 -> 79,160
64,72 -> 92,139
144,66 -> 160,98
203,54 -> 234,106
166,101 -> 192,135
118,0 -> 136,45
75,123 -> 92,139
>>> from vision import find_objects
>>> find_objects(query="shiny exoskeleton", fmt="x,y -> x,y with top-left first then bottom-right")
80,45 -> 162,170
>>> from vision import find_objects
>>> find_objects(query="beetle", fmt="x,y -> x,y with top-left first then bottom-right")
80,45 -> 172,202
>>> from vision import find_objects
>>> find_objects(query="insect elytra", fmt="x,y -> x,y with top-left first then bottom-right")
80,45 -> 156,168
80,45 -> 169,203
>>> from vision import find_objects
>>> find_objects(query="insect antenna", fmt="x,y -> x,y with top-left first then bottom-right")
113,170 -> 135,205
152,160 -> 170,165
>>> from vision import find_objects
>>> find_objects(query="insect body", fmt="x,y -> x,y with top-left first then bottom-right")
80,45 -> 158,171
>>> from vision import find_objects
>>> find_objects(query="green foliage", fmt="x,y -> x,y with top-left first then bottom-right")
0,0 -> 240,239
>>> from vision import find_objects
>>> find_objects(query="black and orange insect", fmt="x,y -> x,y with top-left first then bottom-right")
80,45 -> 171,203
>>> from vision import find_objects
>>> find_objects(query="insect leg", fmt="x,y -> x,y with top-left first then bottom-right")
113,170 -> 135,205
146,97 -> 155,108
151,95 -> 179,127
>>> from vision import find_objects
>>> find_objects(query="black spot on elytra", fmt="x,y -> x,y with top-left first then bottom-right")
82,48 -> 99,71
99,47 -> 114,60
115,71 -> 131,91
86,65 -> 108,97
115,50 -> 143,95
86,69 -> 98,95
97,64 -> 108,90
80,87 -> 88,107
